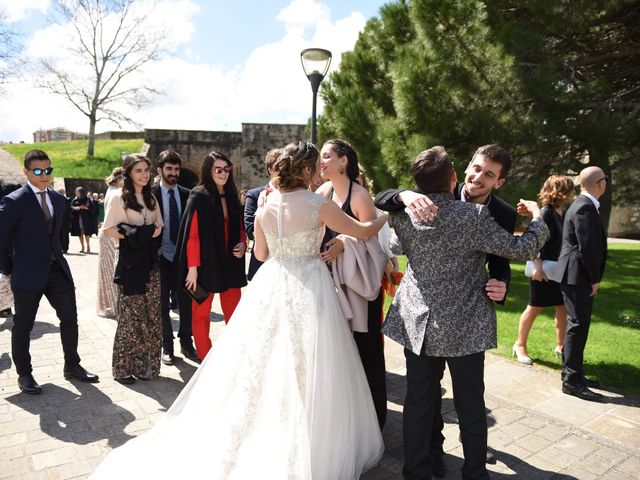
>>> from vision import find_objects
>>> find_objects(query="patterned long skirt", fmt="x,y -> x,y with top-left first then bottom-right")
112,270 -> 162,380
96,231 -> 118,317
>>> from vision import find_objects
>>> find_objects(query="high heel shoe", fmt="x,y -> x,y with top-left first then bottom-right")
512,343 -> 533,365
554,345 -> 563,358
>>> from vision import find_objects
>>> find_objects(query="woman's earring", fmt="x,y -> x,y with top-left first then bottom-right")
340,168 -> 345,175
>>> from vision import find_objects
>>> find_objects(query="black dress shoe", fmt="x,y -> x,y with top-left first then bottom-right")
64,364 -> 100,383
115,376 -> 136,385
486,447 -> 497,464
432,452 -> 447,478
18,374 -> 42,394
562,383 -> 604,401
161,350 -> 174,365
180,343 -> 199,361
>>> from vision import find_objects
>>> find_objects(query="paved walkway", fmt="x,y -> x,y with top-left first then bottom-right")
1,151 -> 639,479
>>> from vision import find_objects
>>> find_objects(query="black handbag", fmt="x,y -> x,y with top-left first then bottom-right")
182,282 -> 209,304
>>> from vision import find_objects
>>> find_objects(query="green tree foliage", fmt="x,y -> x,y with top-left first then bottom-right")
321,0 -> 640,229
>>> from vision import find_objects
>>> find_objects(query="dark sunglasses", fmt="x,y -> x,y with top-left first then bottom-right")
212,166 -> 232,174
29,167 -> 54,176
596,175 -> 609,183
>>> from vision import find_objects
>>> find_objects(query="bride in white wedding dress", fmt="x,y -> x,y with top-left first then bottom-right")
91,141 -> 387,479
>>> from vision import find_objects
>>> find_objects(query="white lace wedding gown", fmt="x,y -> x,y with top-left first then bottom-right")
91,189 -> 384,479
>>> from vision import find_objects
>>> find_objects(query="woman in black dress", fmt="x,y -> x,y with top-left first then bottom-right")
316,139 -> 387,429
513,175 -> 575,364
70,186 -> 98,253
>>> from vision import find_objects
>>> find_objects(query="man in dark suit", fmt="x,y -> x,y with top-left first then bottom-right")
0,149 -> 98,394
376,144 -> 516,474
376,146 -> 548,480
556,166 -> 608,402
151,150 -> 198,364
244,148 -> 280,280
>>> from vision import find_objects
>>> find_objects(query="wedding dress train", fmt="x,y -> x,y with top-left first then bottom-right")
91,189 -> 384,479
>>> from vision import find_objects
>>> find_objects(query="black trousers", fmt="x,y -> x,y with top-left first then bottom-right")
159,255 -> 193,352
403,349 -> 489,480
12,261 -> 81,376
353,289 -> 387,429
561,283 -> 594,386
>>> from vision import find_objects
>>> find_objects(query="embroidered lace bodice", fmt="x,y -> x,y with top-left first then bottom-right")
257,189 -> 327,260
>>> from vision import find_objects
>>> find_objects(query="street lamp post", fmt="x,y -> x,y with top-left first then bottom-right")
300,48 -> 332,145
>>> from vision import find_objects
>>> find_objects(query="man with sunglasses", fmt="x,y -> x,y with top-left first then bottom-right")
0,149 -> 99,394
556,166 -> 608,402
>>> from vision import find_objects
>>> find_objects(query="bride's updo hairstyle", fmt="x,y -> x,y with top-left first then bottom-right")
272,140 -> 319,191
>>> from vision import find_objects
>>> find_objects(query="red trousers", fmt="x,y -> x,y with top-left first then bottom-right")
191,288 -> 241,360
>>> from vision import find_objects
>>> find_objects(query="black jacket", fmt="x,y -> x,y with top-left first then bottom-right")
556,194 -> 607,285
114,224 -> 158,295
175,186 -> 247,293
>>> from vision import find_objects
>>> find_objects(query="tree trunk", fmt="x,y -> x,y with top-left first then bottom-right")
87,114 -> 96,158
587,145 -> 612,233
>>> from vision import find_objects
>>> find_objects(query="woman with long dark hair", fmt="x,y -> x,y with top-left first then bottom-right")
102,155 -> 163,384
175,151 -> 247,361
316,139 -> 388,429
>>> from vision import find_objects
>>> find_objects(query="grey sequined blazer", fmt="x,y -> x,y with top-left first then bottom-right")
382,193 -> 549,357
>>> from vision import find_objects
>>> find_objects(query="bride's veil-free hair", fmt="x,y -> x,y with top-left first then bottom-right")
272,141 -> 318,191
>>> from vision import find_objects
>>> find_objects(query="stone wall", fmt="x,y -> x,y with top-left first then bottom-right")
95,131 -> 144,140
143,123 -> 306,190
609,206 -> 640,239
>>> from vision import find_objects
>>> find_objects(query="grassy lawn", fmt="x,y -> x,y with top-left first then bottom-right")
2,139 -> 144,179
384,243 -> 640,396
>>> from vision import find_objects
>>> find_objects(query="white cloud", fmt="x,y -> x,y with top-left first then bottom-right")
0,0 -> 48,22
0,0 -> 368,143
277,0 -> 331,28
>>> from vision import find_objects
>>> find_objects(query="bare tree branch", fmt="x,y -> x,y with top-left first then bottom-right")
37,0 -> 169,156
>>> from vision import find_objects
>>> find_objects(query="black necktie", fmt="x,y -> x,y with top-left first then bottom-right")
39,191 -> 53,235
168,188 -> 179,244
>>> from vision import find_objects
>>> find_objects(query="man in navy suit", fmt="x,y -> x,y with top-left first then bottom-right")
150,150 -> 197,364
556,166 -> 608,402
244,148 -> 280,280
0,150 -> 98,394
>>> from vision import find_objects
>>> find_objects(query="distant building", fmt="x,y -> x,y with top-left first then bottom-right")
33,127 -> 88,143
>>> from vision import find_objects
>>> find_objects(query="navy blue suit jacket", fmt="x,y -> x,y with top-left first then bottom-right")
244,184 -> 268,280
0,184 -> 74,290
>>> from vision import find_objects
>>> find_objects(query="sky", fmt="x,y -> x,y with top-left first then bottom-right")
0,0 -> 388,143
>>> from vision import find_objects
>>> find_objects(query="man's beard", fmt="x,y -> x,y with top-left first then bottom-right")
164,175 -> 178,186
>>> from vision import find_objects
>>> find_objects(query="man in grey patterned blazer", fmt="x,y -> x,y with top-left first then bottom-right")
376,147 -> 549,480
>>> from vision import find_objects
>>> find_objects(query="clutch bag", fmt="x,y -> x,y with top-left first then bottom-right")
182,282 -> 209,304
525,260 -> 560,283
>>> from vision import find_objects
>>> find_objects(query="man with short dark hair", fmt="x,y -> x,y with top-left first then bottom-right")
0,150 -> 99,394
375,146 -> 548,480
557,166 -> 608,402
151,150 -> 198,364
244,148 -> 281,280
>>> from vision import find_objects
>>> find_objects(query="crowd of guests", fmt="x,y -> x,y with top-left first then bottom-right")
0,140 -> 609,479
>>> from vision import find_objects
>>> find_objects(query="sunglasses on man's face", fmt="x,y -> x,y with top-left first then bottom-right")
213,166 -> 232,174
596,175 -> 609,184
29,167 -> 54,176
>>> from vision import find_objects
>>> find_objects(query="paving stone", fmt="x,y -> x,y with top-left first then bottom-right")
515,434 -> 553,453
0,234 -> 638,479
